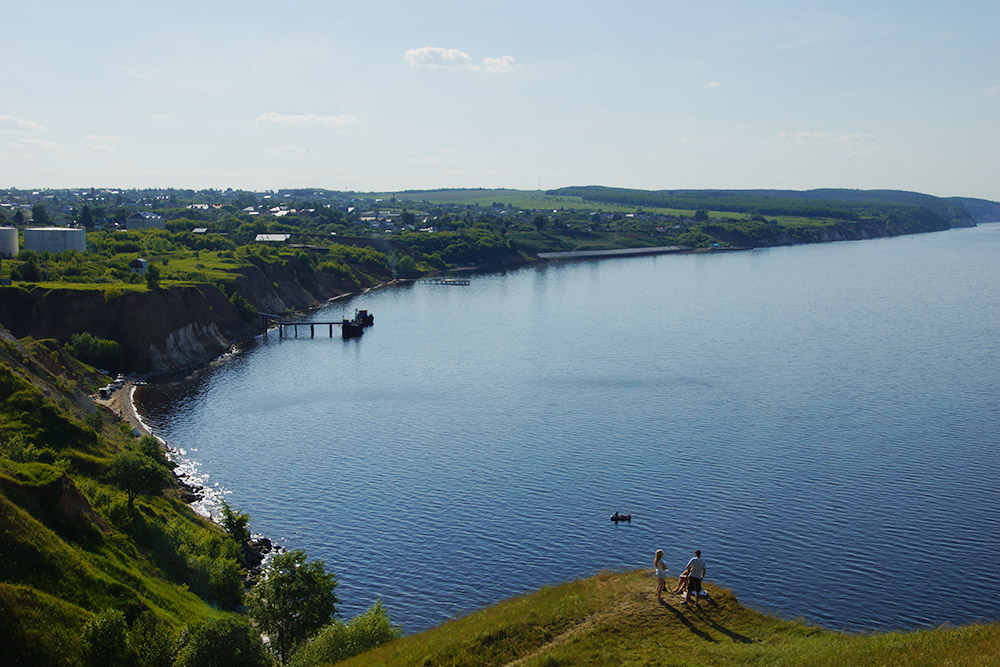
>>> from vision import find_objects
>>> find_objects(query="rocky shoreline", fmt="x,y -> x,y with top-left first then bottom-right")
97,379 -> 277,574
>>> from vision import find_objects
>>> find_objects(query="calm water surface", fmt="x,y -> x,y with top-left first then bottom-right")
137,224 -> 1000,633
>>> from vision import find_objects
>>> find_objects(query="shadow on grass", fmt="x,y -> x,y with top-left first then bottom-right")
658,599 -> 717,643
695,607 -> 755,644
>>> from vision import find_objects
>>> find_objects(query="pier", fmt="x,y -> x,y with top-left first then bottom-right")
260,310 -> 372,339
423,277 -> 471,286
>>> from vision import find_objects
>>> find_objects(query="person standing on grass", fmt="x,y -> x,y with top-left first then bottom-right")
654,549 -> 668,602
683,549 -> 706,607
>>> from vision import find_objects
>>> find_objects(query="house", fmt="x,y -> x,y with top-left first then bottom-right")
255,234 -> 291,243
129,257 -> 148,276
125,212 -> 165,231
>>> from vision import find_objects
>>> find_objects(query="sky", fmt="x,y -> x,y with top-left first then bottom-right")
2,0 -> 998,200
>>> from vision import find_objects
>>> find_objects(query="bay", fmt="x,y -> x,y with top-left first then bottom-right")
136,224 -> 1000,633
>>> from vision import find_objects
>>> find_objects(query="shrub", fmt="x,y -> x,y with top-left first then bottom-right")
175,617 -> 271,667
127,612 -> 177,667
289,599 -> 401,667
66,333 -> 125,372
81,608 -> 131,666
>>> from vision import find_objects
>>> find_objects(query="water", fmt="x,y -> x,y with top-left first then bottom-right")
137,224 -> 1000,633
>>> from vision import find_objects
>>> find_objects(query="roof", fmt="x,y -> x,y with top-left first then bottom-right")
255,233 -> 291,242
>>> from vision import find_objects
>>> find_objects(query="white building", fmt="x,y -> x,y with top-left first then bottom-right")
0,227 -> 17,258
23,227 -> 86,253
125,212 -> 165,231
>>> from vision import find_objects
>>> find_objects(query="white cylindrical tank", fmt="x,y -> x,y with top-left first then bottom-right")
0,227 -> 18,258
22,227 -> 86,254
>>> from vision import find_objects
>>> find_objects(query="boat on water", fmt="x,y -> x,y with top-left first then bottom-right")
611,512 -> 632,523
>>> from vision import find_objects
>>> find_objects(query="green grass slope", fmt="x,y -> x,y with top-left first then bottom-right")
336,570 -> 1000,666
0,327 -> 237,664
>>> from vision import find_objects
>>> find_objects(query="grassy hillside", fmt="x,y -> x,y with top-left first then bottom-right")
335,570 -> 1000,666
0,328 -> 240,664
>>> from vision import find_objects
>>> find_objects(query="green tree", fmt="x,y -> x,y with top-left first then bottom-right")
247,549 -> 339,663
694,209 -> 709,221
12,251 -> 42,282
66,332 -> 125,371
80,205 -> 95,229
12,209 -> 24,225
174,617 -> 271,667
109,449 -> 170,510
31,203 -> 52,226
220,499 -> 251,543
145,262 -> 162,290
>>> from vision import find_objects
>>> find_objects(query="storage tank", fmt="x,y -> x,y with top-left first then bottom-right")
0,227 -> 17,258
22,227 -> 86,253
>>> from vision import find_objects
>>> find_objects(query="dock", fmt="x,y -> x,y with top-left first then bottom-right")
422,278 -> 471,286
259,310 -> 372,339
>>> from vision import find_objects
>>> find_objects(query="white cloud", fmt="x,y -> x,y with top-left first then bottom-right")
483,55 -> 517,73
680,137 -> 698,145
82,143 -> 116,153
6,138 -> 59,151
988,85 -> 999,93
255,112 -> 357,126
776,130 -> 875,146
266,145 -> 310,155
702,81 -> 722,89
0,115 -> 47,132
84,134 -> 126,142
404,47 -> 518,73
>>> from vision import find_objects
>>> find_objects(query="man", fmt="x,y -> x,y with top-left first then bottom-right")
683,549 -> 707,607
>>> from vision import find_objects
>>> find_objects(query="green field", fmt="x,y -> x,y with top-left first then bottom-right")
381,189 -> 756,220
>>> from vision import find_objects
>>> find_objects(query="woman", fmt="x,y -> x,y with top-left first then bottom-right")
654,549 -> 668,601
672,564 -> 692,594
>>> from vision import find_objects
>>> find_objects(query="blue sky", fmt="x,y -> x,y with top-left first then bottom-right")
2,1 -> 998,199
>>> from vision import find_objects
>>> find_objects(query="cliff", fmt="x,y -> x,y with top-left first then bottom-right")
698,211 -> 953,249
0,257 -> 354,374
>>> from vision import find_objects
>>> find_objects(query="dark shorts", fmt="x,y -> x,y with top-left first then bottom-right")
687,577 -> 702,594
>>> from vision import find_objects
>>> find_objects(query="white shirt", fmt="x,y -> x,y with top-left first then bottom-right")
686,557 -> 706,579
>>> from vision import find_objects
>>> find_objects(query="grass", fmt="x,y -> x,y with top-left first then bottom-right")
0,329 -> 244,662
335,570 -> 1000,666
385,189 -> 758,220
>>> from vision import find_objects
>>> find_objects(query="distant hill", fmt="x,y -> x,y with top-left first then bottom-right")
951,196 -> 1000,223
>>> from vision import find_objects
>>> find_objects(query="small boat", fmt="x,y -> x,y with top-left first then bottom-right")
355,309 -> 374,326
611,512 -> 631,523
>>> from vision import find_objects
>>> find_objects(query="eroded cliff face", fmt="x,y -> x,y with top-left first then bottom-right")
0,284 -> 256,373
0,258 -> 356,373
703,214 -> 953,249
232,256 -> 347,313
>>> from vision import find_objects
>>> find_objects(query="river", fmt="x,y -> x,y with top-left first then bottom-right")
136,224 -> 1000,633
